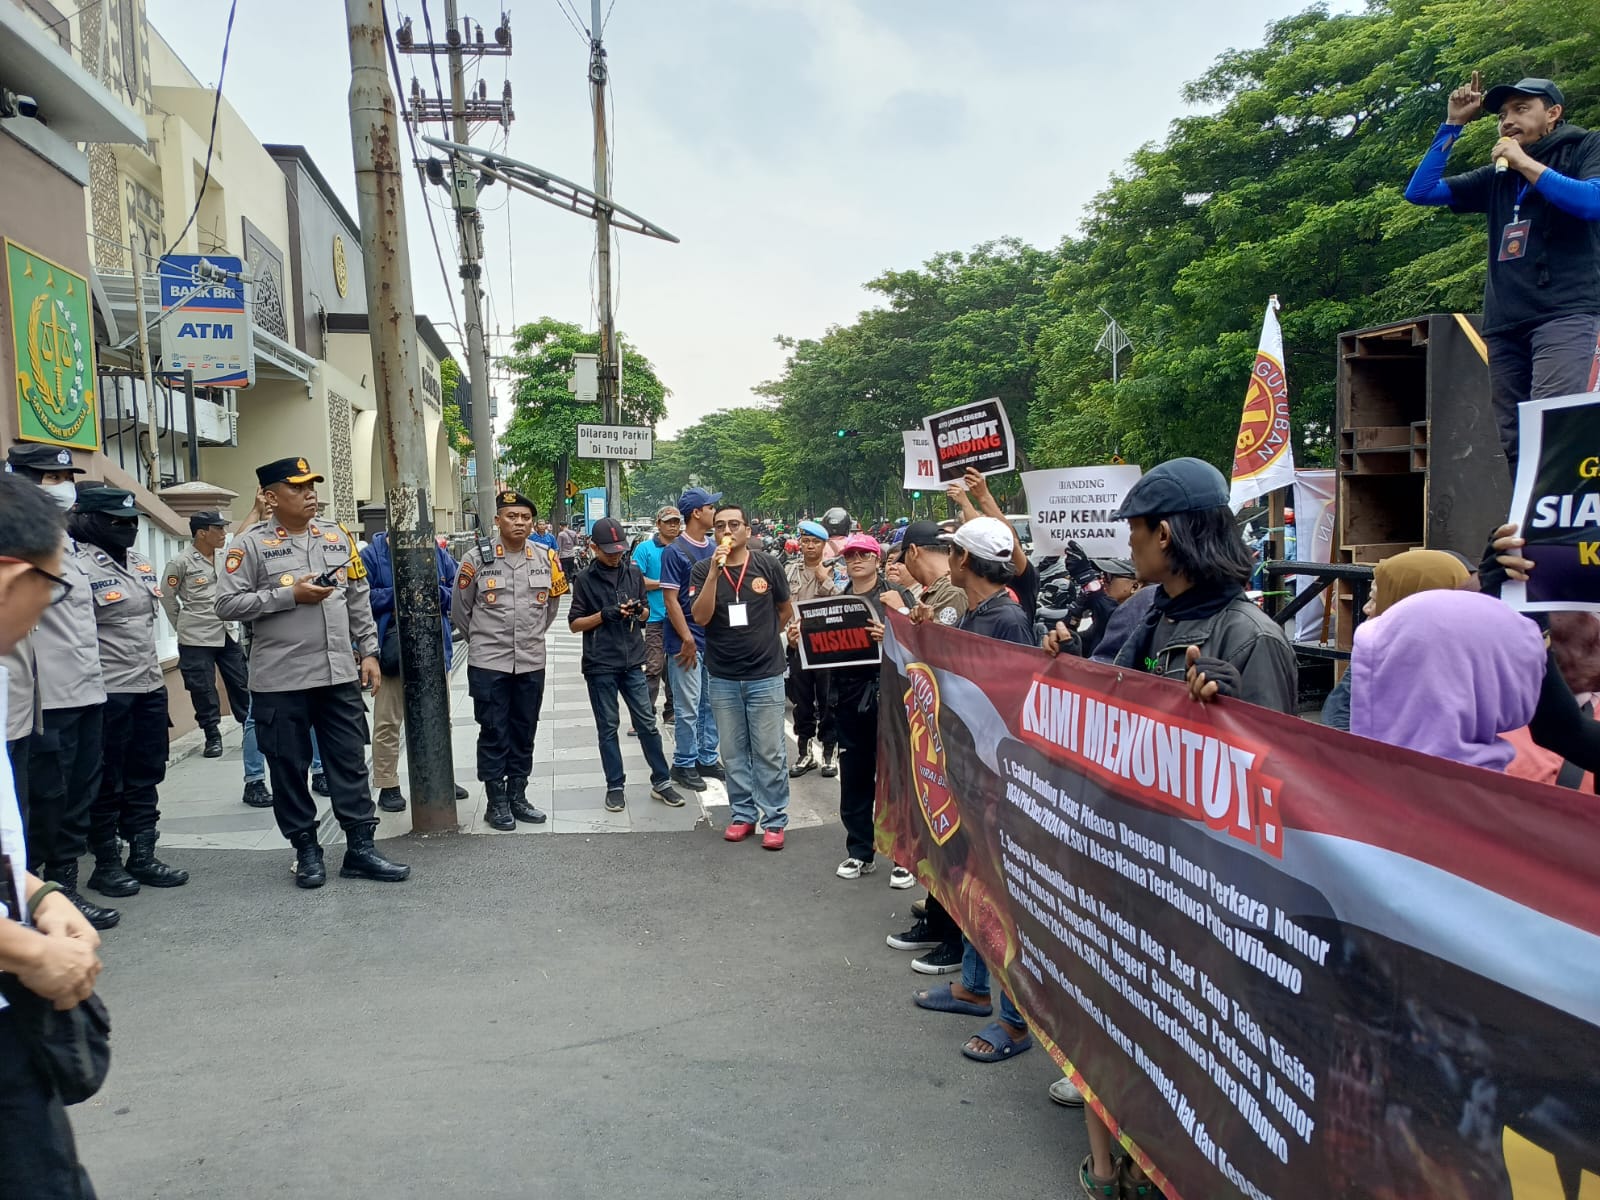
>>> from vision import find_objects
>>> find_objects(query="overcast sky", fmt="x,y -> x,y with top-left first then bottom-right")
148,0 -> 1333,436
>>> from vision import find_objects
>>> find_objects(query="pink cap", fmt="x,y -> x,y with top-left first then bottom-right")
841,532 -> 883,557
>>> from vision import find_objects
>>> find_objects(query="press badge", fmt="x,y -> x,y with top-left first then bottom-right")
1499,219 -> 1531,261
728,603 -> 749,627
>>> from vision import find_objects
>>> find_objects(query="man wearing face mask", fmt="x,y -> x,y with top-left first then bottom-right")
161,512 -> 251,764
3,446 -> 119,930
70,488 -> 190,898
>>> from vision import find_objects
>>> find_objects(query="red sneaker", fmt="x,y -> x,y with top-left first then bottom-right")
724,821 -> 757,842
762,828 -> 785,851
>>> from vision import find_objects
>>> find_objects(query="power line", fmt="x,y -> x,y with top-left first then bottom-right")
601,0 -> 617,34
383,1 -> 462,334
553,0 -> 588,42
161,0 -> 238,260
416,0 -> 451,114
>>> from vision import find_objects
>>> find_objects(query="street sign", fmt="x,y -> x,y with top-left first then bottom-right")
565,479 -> 579,499
157,255 -> 252,387
575,423 -> 653,461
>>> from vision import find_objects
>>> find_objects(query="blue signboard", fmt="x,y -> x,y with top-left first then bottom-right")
157,255 -> 253,387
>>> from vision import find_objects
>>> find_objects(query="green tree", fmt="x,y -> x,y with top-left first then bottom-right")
439,357 -> 471,455
499,317 -> 670,517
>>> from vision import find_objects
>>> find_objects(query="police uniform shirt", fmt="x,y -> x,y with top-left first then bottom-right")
785,557 -> 838,603
214,518 -> 377,693
1,637 -> 38,742
33,536 -> 106,711
453,536 -> 569,674
77,542 -> 163,694
160,544 -> 229,647
920,574 -> 967,628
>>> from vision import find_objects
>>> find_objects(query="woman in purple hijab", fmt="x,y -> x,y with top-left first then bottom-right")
1350,589 -> 1547,771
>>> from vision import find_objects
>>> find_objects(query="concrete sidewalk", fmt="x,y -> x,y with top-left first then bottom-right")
158,624 -> 833,851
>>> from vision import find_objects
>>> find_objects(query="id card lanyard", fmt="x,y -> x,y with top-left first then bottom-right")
1500,180 -> 1532,262
722,556 -> 751,628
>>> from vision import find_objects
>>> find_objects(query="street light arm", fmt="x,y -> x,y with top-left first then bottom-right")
420,136 -> 680,243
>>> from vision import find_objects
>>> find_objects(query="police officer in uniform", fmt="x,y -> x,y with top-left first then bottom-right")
5,445 -> 120,929
215,457 -> 408,889
70,487 -> 190,897
453,489 -> 567,830
161,511 -> 251,763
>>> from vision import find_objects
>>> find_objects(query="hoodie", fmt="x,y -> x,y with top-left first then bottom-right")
1350,590 -> 1546,771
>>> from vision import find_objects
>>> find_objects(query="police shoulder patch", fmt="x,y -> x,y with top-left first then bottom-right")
225,548 -> 245,574
458,562 -> 477,589
166,575 -> 179,589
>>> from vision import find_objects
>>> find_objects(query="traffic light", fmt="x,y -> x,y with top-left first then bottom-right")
835,429 -> 862,438
911,491 -> 922,499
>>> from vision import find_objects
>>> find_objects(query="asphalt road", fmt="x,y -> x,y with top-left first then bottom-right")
70,820 -> 1086,1199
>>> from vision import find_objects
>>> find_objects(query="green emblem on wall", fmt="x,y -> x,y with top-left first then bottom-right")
6,239 -> 99,450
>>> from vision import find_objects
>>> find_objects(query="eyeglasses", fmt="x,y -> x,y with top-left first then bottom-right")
842,551 -> 878,562
0,556 -> 73,606
713,519 -> 744,531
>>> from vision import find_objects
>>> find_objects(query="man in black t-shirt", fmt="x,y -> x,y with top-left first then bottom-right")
568,518 -> 684,814
689,504 -> 794,850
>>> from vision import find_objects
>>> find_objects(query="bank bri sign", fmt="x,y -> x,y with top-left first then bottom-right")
157,255 -> 253,387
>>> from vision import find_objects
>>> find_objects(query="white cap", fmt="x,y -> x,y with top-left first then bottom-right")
942,515 -> 1013,563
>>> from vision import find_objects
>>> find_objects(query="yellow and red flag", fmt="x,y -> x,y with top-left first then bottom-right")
1229,296 -> 1295,510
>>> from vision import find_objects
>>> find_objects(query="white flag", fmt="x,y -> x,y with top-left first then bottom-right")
1229,296 -> 1296,511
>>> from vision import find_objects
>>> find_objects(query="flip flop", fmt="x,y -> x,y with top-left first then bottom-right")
961,1020 -> 1033,1063
912,982 -> 993,1017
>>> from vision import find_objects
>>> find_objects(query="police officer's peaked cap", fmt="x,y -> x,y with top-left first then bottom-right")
496,489 -> 536,514
75,487 -> 142,517
257,456 -> 325,487
6,443 -> 86,475
189,510 -> 228,533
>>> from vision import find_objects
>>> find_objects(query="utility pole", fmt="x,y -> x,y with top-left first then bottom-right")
345,0 -> 457,831
397,2 -> 513,530
589,0 -> 619,518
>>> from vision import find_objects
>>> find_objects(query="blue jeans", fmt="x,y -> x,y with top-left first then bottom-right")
586,666 -> 672,790
963,938 -> 1025,1028
667,652 -> 719,768
247,712 -> 318,783
705,674 -> 788,829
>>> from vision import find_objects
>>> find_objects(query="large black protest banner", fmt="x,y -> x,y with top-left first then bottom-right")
922,397 -> 1015,482
875,612 -> 1600,1200
1506,392 -> 1600,612
795,595 -> 881,670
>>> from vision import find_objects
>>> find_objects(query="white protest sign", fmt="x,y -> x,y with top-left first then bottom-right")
1021,465 -> 1144,558
902,431 -> 938,490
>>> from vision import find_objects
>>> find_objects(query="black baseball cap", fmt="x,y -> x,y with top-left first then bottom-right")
1485,77 -> 1565,112
6,443 -> 85,475
1113,458 -> 1231,520
1092,557 -> 1137,578
496,489 -> 536,514
590,517 -> 628,555
189,510 -> 227,533
257,456 -> 324,487
75,487 -> 142,517
900,520 -> 948,551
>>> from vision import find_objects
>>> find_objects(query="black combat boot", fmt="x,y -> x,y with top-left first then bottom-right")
289,829 -> 326,889
242,779 -> 273,807
377,786 -> 407,812
506,776 -> 546,824
86,836 -> 140,898
46,860 -> 120,930
124,831 -> 190,887
202,728 -> 224,758
339,824 -> 410,882
483,779 -> 515,831
819,743 -> 839,778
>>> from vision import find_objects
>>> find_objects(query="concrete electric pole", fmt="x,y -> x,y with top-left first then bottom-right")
345,0 -> 457,831
589,0 -> 619,518
397,2 -> 514,530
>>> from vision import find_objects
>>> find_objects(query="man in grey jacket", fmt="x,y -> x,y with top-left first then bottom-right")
1111,457 -> 1297,713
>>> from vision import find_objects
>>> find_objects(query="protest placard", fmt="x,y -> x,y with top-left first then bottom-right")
876,613 -> 1600,1200
923,397 -> 1015,482
795,595 -> 881,670
902,430 -> 938,491
1020,465 -> 1144,558
1504,392 -> 1600,612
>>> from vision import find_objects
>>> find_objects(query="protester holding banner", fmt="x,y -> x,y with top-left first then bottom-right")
784,520 -> 839,779
946,468 -> 1038,622
1321,549 -> 1470,730
827,534 -> 914,884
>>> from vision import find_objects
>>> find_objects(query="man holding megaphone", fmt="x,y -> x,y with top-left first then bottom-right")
1405,72 -> 1600,473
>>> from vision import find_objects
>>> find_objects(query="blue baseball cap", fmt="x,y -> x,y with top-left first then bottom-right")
797,520 -> 828,540
1113,458 -> 1230,519
677,487 -> 723,515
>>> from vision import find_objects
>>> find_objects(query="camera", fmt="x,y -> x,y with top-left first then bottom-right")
0,91 -> 39,120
